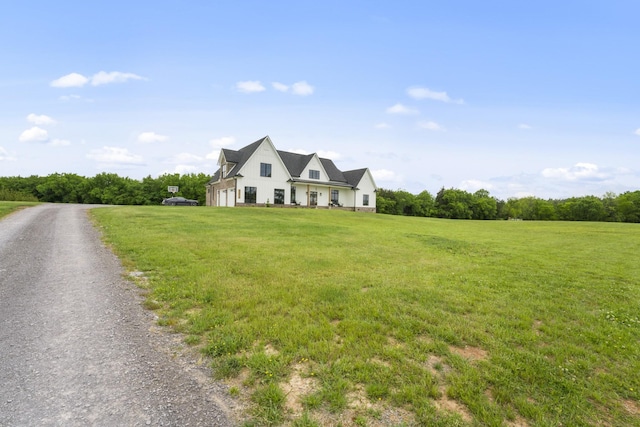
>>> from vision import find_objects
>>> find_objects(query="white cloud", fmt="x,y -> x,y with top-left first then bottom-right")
317,150 -> 341,160
59,94 -> 85,102
287,148 -> 309,155
87,146 -> 144,165
51,71 -> 144,88
173,164 -> 199,174
386,103 -> 419,115
291,81 -> 314,96
19,126 -> 49,142
209,136 -> 236,147
137,131 -> 169,143
372,169 -> 397,181
27,113 -> 56,125
91,71 -> 145,86
206,149 -> 220,160
418,120 -> 445,131
270,81 -> 315,95
236,80 -> 266,93
519,123 -> 532,130
541,163 -> 608,181
375,122 -> 391,129
406,86 -> 464,104
272,82 -> 289,92
166,152 -> 204,164
0,146 -> 16,161
460,179 -> 494,192
635,128 -> 640,136
50,72 -> 89,88
49,138 -> 71,147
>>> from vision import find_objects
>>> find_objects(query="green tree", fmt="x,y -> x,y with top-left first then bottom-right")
435,188 -> 474,219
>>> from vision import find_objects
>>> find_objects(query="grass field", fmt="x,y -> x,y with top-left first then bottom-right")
0,201 -> 40,219
90,206 -> 640,426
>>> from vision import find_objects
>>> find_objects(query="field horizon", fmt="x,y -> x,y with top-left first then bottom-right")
90,206 -> 640,426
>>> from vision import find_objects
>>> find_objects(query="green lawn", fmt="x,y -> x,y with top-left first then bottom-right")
0,201 -> 40,219
91,207 -> 640,426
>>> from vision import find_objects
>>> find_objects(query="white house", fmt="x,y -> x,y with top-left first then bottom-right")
206,136 -> 377,212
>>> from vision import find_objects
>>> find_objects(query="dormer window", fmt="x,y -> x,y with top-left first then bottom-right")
309,169 -> 320,180
222,164 -> 227,178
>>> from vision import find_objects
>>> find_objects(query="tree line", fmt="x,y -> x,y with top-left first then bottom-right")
0,173 -> 210,205
377,188 -> 640,223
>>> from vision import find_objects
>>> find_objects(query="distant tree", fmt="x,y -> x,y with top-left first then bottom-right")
471,189 -> 497,219
616,191 -> 640,223
36,173 -> 87,203
435,188 -> 474,219
557,196 -> 607,221
415,190 -> 435,217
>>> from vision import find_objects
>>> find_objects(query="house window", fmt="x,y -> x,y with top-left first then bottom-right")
331,189 -> 339,205
274,189 -> 285,204
245,186 -> 257,203
309,169 -> 320,179
238,189 -> 241,200
363,194 -> 369,206
290,186 -> 297,204
221,164 -> 227,178
260,163 -> 272,177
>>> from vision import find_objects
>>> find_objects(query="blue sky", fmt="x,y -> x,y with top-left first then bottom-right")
1,1 -> 639,199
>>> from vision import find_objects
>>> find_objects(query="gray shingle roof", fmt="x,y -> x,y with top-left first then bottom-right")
343,168 -> 367,188
209,136 -> 369,189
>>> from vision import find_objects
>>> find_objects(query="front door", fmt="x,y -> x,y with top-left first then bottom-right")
310,191 -> 318,206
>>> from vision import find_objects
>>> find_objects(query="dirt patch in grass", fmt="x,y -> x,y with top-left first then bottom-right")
264,343 -> 279,356
434,394 -> 473,423
280,363 -> 318,417
533,319 -> 543,335
425,354 -> 452,376
449,345 -> 488,362
506,415 -> 531,427
622,398 -> 640,415
369,357 -> 391,368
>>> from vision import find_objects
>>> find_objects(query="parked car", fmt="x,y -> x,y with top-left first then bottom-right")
162,197 -> 198,206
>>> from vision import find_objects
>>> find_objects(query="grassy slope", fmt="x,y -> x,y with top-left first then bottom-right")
91,207 -> 640,426
0,201 -> 40,219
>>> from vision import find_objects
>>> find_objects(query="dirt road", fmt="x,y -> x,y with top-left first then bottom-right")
0,204 -> 236,426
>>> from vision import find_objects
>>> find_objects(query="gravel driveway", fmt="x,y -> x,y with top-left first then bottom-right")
0,204 -> 237,426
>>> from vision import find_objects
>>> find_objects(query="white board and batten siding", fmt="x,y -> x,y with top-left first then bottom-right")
239,140 -> 290,204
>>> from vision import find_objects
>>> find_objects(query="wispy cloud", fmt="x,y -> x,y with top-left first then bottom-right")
386,103 -> 419,115
51,71 -> 145,88
137,132 -> 169,143
519,123 -> 532,130
291,81 -> 314,96
19,126 -> 49,142
374,122 -> 391,129
418,120 -> 445,131
317,150 -> 341,160
272,82 -> 289,92
541,163 -> 608,181
235,80 -> 266,93
271,81 -> 315,95
27,113 -> 56,125
460,179 -> 494,192
91,71 -> 145,86
406,86 -> 464,104
372,169 -> 398,182
0,146 -> 16,161
635,128 -> 640,136
87,146 -> 144,165
209,136 -> 236,147
49,138 -> 71,147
